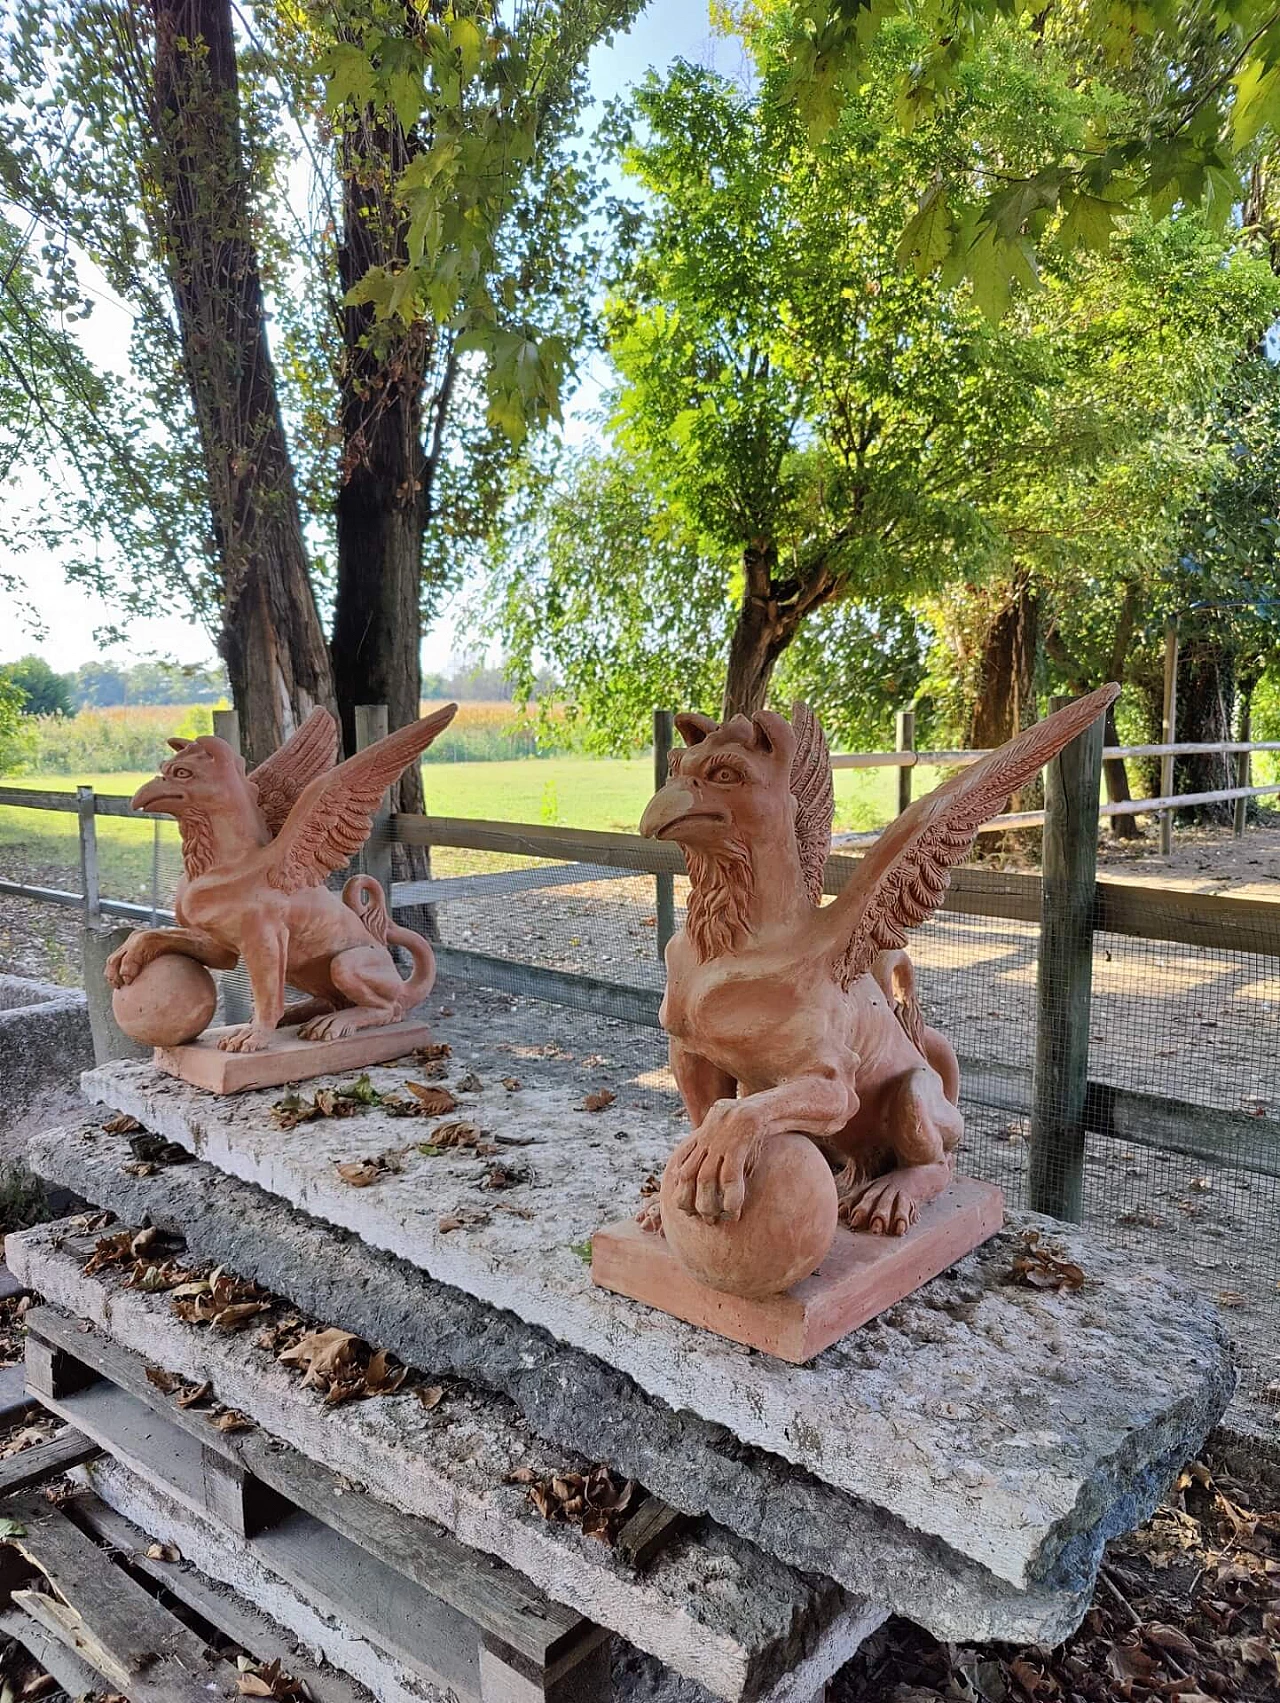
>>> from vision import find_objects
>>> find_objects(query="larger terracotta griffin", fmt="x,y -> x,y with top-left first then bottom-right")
105,704 -> 457,1053
639,685 -> 1119,1238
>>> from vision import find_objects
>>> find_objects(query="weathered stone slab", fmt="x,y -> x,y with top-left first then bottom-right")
82,1056 -> 1236,1592
7,1222 -> 880,1703
27,1122 -> 1085,1644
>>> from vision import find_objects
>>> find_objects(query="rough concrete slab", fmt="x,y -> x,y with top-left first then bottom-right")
8,1222 -> 880,1703
29,1120 -> 1087,1644
84,1456 -> 786,1703
0,973 -> 90,1153
80,1456 -> 448,1703
82,1056 -> 1236,1591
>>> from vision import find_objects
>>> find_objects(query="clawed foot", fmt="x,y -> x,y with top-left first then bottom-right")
636,1198 -> 664,1235
217,1024 -> 274,1054
842,1175 -> 919,1237
105,939 -> 151,989
298,1008 -> 394,1041
670,1101 -> 759,1224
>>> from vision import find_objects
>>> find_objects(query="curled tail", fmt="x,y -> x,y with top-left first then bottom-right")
342,875 -> 437,1010
871,949 -> 960,1106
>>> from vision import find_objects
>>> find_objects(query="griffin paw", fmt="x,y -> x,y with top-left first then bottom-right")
844,1178 -> 918,1237
671,1125 -> 753,1224
217,1024 -> 273,1054
636,1198 -> 664,1235
298,1012 -> 364,1041
105,943 -> 147,988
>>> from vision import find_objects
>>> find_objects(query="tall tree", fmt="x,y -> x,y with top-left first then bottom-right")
150,0 -> 335,762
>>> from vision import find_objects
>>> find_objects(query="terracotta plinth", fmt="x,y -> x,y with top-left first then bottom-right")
591,1178 -> 1004,1363
154,1017 -> 436,1095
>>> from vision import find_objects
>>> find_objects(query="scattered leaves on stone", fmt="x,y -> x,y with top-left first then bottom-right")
335,1149 -> 404,1187
438,1208 -> 491,1233
278,1326 -> 407,1406
128,1131 -> 193,1169
508,1462 -> 636,1545
405,1083 -> 459,1114
1006,1229 -> 1085,1293
102,1112 -> 143,1135
501,1076 -> 521,1091
456,1071 -> 483,1093
414,1041 -> 452,1062
170,1269 -> 271,1331
581,1089 -> 616,1112
235,1655 -> 310,1698
273,1073 -> 383,1130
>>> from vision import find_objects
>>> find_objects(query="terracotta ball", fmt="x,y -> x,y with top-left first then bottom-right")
660,1132 -> 838,1299
112,956 -> 217,1048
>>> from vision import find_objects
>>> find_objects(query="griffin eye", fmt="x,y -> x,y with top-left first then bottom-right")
172,767 -> 192,780
709,764 -> 740,784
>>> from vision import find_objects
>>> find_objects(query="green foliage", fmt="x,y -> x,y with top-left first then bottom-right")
318,0 -> 644,448
491,18 -> 1279,739
0,674 -> 30,773
66,660 -> 230,709
753,0 -> 1280,314
11,705 -> 216,776
0,654 -> 72,717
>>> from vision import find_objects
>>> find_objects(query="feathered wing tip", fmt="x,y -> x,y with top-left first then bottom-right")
789,701 -> 835,905
249,706 -> 340,837
828,682 -> 1121,985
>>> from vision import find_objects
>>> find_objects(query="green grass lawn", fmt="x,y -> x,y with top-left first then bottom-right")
0,757 -> 933,898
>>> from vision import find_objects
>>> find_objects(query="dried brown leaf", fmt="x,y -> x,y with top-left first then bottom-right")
581,1089 -> 616,1113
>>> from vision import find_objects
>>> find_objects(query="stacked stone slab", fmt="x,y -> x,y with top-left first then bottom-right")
12,1037 -> 1236,1699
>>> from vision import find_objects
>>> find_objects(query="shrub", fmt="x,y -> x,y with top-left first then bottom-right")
13,704 -> 218,775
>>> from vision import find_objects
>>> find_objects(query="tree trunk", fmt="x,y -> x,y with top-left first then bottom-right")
150,0 -> 334,765
1175,638 -> 1235,823
331,100 -> 441,917
968,577 -> 1039,749
722,546 -> 833,719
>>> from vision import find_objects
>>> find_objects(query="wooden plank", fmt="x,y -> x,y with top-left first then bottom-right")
2,1492 -> 237,1700
0,1602 -> 104,1697
654,709 -> 677,956
615,1497 -> 691,1570
392,861 -> 629,907
958,1055 -> 1280,1180
1029,701 -> 1104,1222
24,1336 -> 98,1403
1160,617 -> 1179,856
434,947 -> 663,1029
394,813 -> 686,874
255,1507 -> 482,1698
75,1495 -> 373,1703
48,1382 -> 477,1698
24,1306 -> 589,1669
894,710 -> 915,817
0,1429 -> 99,1497
355,704 -> 394,896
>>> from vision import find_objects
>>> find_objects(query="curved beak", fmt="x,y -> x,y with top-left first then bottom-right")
639,782 -> 724,841
130,777 -> 183,816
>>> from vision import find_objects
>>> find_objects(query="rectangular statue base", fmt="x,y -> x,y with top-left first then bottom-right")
154,1018 -> 436,1096
590,1178 -> 1004,1364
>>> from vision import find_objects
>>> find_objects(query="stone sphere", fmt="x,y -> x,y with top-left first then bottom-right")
112,956 -> 217,1048
660,1132 -> 838,1299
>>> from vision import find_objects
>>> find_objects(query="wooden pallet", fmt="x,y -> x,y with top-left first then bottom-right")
21,1304 -> 612,1703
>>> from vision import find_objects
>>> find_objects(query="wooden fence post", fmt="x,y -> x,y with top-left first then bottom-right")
1234,700 -> 1251,840
653,709 -> 676,957
1028,695 -> 1104,1222
76,786 -> 100,925
1160,618 -> 1179,857
355,704 -> 394,897
895,709 -> 915,817
211,708 -> 241,752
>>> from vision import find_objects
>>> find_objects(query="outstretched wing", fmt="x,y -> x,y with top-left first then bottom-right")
790,702 -> 834,905
823,685 -> 1119,987
249,707 -> 339,837
265,704 -> 458,893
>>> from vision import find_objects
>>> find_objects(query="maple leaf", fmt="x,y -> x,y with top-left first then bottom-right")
279,1327 -> 360,1389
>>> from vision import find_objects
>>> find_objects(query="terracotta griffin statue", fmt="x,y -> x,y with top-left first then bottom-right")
105,703 -> 457,1053
639,684 -> 1119,1239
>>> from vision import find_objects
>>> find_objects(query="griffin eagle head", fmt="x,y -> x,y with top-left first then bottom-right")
639,708 -> 808,848
130,735 -> 248,818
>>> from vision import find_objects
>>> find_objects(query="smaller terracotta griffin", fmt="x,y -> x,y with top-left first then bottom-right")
106,704 -> 457,1052
639,685 -> 1119,1236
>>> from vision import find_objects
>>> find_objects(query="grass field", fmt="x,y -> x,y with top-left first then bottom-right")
0,757 -> 931,900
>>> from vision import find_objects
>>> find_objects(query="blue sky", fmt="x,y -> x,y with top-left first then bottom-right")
0,0 -> 727,676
